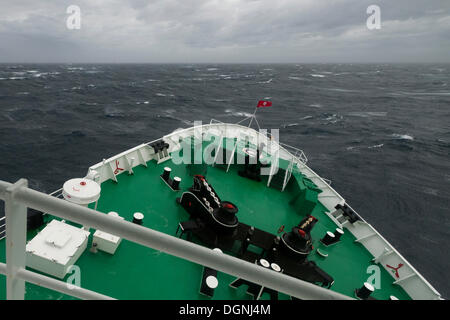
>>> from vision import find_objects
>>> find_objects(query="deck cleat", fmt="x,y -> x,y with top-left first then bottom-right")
132,212 -> 144,225
333,228 -> 344,241
316,248 -> 329,258
320,231 -> 336,246
160,167 -> 181,191
355,282 -> 375,300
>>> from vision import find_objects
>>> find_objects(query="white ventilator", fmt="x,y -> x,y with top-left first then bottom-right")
62,178 -> 101,230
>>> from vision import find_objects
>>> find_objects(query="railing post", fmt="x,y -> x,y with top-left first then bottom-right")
5,179 -> 28,300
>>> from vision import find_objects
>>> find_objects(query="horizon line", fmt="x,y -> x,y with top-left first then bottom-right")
1,61 -> 450,65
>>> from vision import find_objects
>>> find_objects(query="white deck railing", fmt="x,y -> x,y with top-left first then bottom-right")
0,179 -> 351,300
0,216 -> 5,241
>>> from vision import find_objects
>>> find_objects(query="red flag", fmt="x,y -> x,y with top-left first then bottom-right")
257,100 -> 272,108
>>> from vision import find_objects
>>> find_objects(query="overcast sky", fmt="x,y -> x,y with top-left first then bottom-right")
0,0 -> 449,63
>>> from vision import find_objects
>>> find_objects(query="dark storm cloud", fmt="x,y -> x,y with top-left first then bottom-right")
0,0 -> 449,62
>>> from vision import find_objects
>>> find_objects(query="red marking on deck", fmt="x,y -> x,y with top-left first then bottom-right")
114,160 -> 124,175
386,263 -> 404,278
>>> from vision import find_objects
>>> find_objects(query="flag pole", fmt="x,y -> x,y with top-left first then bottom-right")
248,104 -> 258,128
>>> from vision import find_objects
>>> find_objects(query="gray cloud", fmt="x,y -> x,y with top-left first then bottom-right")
0,0 -> 449,62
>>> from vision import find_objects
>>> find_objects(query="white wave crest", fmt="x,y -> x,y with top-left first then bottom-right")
392,134 -> 414,141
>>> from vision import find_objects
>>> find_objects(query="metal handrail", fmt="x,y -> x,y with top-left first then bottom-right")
279,142 -> 308,164
49,188 -> 63,197
0,216 -> 5,240
0,263 -> 115,300
0,179 -> 352,300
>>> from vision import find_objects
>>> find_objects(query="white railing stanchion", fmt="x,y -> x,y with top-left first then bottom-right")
212,134 -> 224,167
226,139 -> 238,172
4,179 -> 28,300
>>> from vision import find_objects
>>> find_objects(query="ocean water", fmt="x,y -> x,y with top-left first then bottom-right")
0,63 -> 449,298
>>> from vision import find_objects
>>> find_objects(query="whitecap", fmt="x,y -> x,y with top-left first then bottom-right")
368,144 -> 384,149
300,115 -> 313,120
348,111 -> 387,117
4,114 -> 15,122
207,68 -> 219,71
225,109 -> 253,117
423,188 -> 438,196
323,114 -> 343,124
288,76 -> 303,80
397,91 -> 450,96
155,93 -> 166,97
327,88 -> 360,93
392,134 -> 414,141
258,78 -> 273,84
9,77 -> 26,80
182,119 -> 194,125
308,104 -> 322,108
104,106 -> 124,117
311,74 -> 325,78
282,123 -> 299,128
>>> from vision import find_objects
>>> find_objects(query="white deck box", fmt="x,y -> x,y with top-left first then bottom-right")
92,212 -> 124,255
26,220 -> 90,279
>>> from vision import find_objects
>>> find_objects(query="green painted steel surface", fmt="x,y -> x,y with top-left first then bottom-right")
0,155 -> 410,300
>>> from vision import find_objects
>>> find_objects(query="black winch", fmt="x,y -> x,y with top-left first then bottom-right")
280,215 -> 318,261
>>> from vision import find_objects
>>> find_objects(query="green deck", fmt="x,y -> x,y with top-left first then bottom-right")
0,140 -> 411,300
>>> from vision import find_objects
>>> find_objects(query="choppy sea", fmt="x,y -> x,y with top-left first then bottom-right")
0,63 -> 449,298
